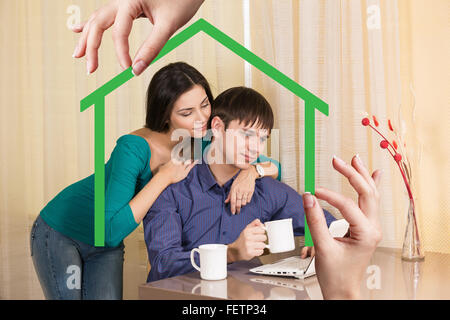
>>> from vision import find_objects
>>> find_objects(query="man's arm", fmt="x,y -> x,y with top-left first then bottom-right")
271,184 -> 336,259
227,219 -> 267,263
143,187 -> 196,282
265,180 -> 336,236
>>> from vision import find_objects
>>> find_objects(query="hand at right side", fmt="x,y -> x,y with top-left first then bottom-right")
302,155 -> 383,300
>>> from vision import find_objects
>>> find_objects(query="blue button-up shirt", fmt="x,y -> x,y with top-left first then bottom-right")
143,162 -> 336,282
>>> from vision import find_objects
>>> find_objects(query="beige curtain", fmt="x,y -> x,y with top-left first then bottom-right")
249,0 -> 449,254
0,0 -> 448,299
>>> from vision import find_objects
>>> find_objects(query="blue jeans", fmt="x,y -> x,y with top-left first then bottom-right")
30,215 -> 125,300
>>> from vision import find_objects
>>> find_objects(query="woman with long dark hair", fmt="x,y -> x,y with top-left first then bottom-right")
30,62 -> 280,299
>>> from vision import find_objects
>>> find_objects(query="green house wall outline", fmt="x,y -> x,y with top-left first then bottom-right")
80,18 -> 329,247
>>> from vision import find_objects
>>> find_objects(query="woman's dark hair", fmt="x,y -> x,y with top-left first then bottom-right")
209,86 -> 274,133
145,62 -> 214,132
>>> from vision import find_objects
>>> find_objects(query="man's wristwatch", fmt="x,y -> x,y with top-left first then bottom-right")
255,164 -> 265,178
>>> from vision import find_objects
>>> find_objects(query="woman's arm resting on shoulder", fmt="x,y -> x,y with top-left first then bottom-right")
255,154 -> 281,181
225,155 -> 281,214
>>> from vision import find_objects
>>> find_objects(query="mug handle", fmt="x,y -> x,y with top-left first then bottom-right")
191,283 -> 201,294
190,248 -> 201,272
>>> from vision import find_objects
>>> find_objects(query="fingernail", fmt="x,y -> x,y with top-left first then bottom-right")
333,155 -> 345,165
132,60 -> 147,76
303,192 -> 315,209
355,153 -> 363,165
72,45 -> 78,58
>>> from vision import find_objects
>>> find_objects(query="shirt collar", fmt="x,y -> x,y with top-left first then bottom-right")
197,155 -> 241,192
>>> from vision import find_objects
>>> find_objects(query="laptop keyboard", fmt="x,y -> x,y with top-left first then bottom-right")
258,256 -> 312,272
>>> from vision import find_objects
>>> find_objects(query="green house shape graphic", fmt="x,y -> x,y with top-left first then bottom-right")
80,19 -> 329,247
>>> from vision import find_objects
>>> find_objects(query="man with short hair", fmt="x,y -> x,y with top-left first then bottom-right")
143,86 -> 336,282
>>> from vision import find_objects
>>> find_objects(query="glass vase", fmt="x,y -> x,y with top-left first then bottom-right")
402,260 -> 423,299
401,198 -> 425,261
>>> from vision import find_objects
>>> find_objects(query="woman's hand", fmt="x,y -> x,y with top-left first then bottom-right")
302,154 -> 382,300
225,166 -> 259,214
71,0 -> 204,75
157,158 -> 198,185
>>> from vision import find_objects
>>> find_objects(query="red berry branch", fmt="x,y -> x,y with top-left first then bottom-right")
362,117 -> 413,200
362,116 -> 420,243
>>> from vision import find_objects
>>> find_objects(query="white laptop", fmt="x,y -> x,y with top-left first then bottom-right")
249,219 -> 349,279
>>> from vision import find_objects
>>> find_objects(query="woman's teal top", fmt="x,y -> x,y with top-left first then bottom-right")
40,134 -> 281,247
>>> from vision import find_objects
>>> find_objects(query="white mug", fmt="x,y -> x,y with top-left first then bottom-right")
263,218 -> 295,253
191,279 -> 228,299
190,244 -> 228,280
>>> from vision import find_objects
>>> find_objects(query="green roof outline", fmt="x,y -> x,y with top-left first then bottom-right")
81,18 -> 329,247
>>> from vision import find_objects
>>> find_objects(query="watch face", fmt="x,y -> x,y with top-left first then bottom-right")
256,165 -> 264,177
